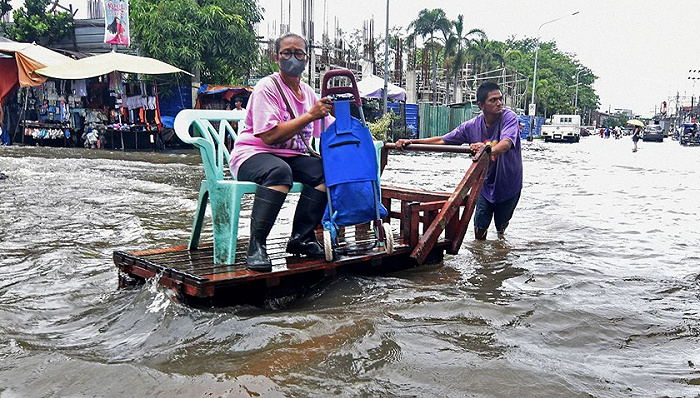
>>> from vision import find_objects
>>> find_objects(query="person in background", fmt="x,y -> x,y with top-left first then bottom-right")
631,125 -> 641,152
0,104 -> 9,146
395,81 -> 523,240
230,96 -> 247,135
224,97 -> 247,151
229,32 -> 333,272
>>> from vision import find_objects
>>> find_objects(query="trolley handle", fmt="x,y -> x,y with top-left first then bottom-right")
322,69 -> 362,108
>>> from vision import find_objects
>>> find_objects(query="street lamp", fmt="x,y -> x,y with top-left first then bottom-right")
528,11 -> 580,141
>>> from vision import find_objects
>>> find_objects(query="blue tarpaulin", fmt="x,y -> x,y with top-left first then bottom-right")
158,84 -> 191,121
518,115 -> 544,139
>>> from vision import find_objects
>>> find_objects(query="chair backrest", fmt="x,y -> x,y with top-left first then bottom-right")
174,109 -> 243,181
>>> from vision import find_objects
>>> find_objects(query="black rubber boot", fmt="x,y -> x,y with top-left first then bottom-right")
475,228 -> 488,241
246,186 -> 287,272
286,185 -> 327,257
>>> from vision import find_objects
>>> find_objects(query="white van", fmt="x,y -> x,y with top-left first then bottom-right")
541,115 -> 581,143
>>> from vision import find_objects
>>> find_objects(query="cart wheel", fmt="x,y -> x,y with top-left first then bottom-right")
323,230 -> 334,261
382,223 -> 394,255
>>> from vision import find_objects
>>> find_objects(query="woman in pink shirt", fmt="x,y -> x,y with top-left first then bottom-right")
230,33 -> 332,272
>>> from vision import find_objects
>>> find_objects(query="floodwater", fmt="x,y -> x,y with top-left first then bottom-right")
0,136 -> 699,398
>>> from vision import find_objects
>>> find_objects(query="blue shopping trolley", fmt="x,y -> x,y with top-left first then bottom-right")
319,69 -> 393,261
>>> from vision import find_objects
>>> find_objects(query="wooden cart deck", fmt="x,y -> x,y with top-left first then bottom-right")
115,223 -> 448,305
115,144 -> 490,306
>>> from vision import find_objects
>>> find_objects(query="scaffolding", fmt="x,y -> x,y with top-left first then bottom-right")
463,67 -> 529,111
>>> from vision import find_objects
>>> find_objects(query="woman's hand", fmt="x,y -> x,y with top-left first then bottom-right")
308,97 -> 333,120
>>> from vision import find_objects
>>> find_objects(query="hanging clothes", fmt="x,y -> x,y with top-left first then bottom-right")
109,72 -> 122,93
72,79 -> 87,97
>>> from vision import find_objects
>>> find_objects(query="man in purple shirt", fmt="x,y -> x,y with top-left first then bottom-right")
396,82 -> 523,240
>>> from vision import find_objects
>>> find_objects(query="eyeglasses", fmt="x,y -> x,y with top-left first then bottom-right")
279,50 -> 308,60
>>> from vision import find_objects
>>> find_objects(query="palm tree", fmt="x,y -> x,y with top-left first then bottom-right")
444,14 -> 486,102
409,8 -> 451,104
466,38 -> 506,81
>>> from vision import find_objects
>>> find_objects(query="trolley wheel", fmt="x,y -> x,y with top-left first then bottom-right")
382,223 -> 394,255
323,230 -> 334,261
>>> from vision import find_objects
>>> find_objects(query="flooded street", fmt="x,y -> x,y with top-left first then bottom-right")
0,136 -> 699,397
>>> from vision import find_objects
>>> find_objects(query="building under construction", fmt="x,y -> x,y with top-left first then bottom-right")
258,0 -> 527,109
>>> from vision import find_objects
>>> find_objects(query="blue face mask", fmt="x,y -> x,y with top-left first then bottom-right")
279,57 -> 306,77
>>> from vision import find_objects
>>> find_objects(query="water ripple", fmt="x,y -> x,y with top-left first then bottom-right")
1,140 -> 700,397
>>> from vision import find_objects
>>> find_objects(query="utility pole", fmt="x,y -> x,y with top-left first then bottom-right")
382,0 -> 389,115
302,0 -> 315,88
574,69 -> 582,112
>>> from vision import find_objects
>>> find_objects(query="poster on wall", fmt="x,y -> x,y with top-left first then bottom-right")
104,0 -> 130,47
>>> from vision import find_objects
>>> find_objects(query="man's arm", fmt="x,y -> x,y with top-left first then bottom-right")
473,138 -> 512,155
395,135 -> 446,149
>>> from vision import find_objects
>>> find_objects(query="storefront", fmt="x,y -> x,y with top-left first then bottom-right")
0,41 -> 74,146
30,51 -> 190,150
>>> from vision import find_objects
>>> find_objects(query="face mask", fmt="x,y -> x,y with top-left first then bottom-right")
279,57 -> 306,77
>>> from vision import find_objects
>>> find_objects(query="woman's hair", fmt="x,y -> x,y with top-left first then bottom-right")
274,33 -> 308,53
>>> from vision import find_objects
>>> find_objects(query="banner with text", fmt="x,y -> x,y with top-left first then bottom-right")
104,0 -> 130,47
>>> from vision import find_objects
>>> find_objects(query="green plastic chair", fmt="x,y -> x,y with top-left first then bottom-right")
174,109 -> 303,264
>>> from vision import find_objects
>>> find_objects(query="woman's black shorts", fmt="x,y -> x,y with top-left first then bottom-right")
237,153 -> 324,188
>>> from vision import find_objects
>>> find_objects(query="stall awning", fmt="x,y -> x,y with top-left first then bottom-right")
357,74 -> 406,102
195,84 -> 252,108
0,42 -> 74,88
35,51 -> 192,79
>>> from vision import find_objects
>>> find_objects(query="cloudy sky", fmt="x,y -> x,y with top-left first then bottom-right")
12,0 -> 698,117
256,0 -> 700,117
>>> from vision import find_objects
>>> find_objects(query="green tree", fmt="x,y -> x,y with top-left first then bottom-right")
0,0 -> 12,20
444,14 -> 485,101
1,0 -> 73,45
130,0 -> 261,84
466,38 -> 507,78
409,8 -> 451,104
504,38 -> 599,117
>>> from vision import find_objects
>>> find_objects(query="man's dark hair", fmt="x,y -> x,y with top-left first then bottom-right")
476,82 -> 501,103
274,33 -> 308,54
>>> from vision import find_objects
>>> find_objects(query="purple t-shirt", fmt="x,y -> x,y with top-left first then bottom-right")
442,108 -> 522,203
229,73 -> 330,177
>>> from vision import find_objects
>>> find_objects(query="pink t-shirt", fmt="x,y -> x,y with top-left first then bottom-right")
229,73 -> 328,177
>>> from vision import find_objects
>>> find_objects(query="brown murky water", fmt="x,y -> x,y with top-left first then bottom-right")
0,136 -> 698,397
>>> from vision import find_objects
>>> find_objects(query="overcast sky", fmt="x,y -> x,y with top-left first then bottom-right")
16,0 -> 698,117
256,0 -> 700,118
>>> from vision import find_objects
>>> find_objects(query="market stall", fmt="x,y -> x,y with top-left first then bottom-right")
194,84 -> 252,110
194,84 -> 252,151
33,50 -> 190,150
0,41 -> 75,146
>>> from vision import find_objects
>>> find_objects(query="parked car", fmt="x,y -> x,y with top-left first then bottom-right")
680,123 -> 700,146
642,125 -> 664,142
580,126 -> 595,136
